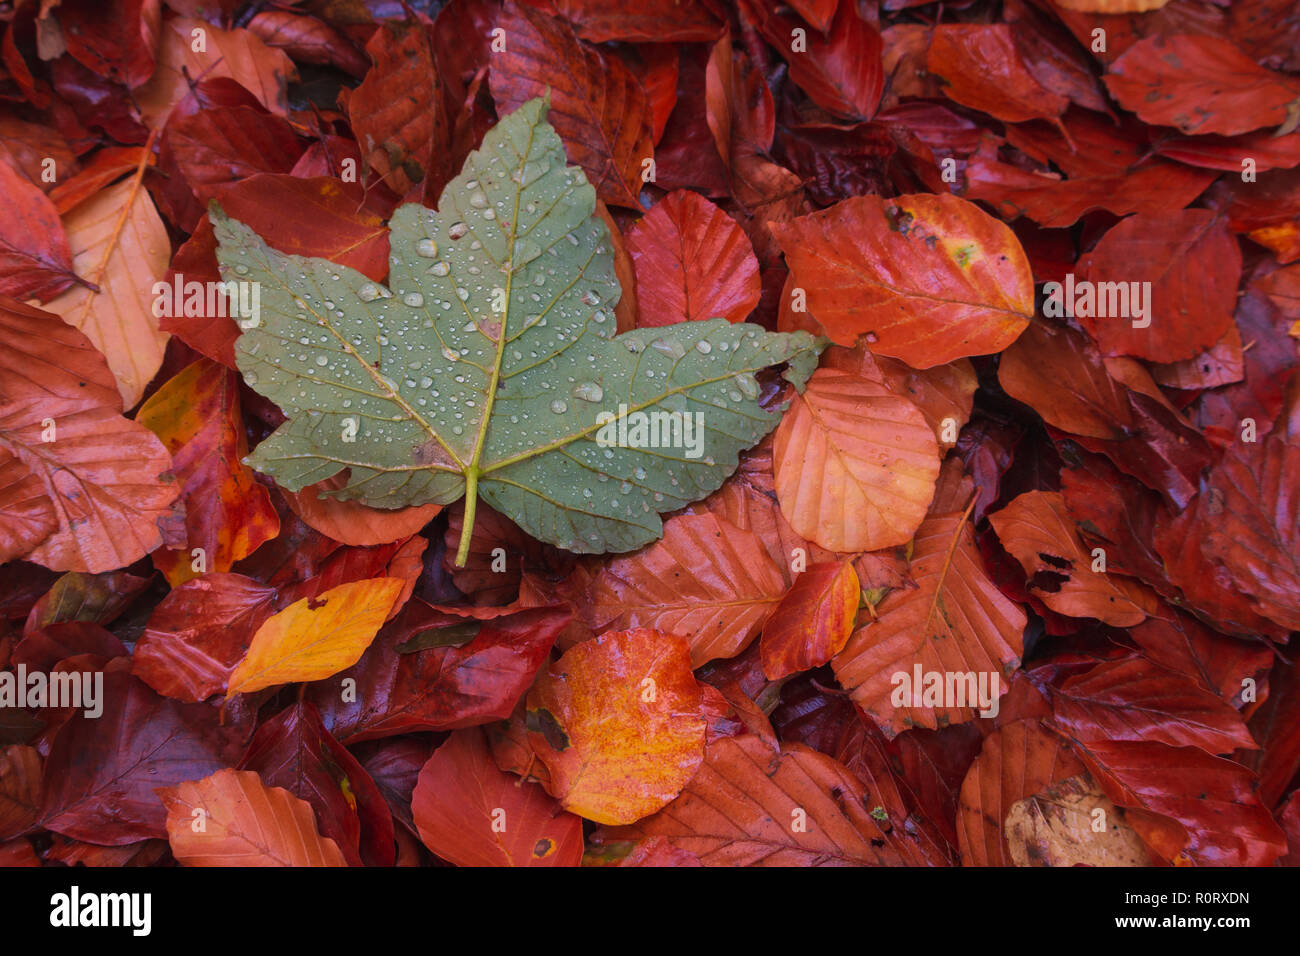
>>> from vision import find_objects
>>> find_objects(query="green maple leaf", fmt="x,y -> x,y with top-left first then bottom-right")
212,97 -> 823,566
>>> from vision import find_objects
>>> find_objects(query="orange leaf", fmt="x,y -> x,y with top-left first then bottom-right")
137,359 -> 280,585
40,169 -> 170,407
772,193 -> 1033,365
347,18 -> 451,199
411,727 -> 583,866
774,368 -> 940,552
157,768 -> 347,866
227,578 -> 404,695
832,501 -> 1025,735
282,473 -> 439,547
760,561 -> 859,680
604,735 -> 945,865
626,190 -> 761,327
990,490 -> 1160,626
526,628 -> 707,825
573,512 -> 788,667
823,343 -> 977,452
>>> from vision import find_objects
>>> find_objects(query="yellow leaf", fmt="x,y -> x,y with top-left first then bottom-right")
227,578 -> 403,695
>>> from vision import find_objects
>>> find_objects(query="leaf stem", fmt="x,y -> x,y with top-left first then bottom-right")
456,467 -> 479,568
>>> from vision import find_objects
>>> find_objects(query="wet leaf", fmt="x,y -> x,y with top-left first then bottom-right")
760,560 -> 859,680
833,501 -> 1026,735
216,98 -> 820,567
526,628 -> 707,824
991,491 -> 1160,626
39,172 -> 170,407
565,511 -> 788,668
1105,34 -> 1300,136
603,734 -> 946,865
137,359 -> 280,585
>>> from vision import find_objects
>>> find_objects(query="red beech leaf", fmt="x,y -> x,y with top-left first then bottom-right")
166,106 -> 304,203
239,701 -> 395,867
927,24 -> 1068,124
489,2 -> 653,208
603,734 -> 948,865
626,190 -> 761,327
0,744 -> 42,840
990,491 -> 1160,626
1044,656 -> 1256,754
957,719 -> 1086,866
137,359 -> 281,586
566,511 -> 788,668
833,504 -> 1026,736
55,0 -> 159,89
772,193 -> 1033,364
1105,34 -> 1300,137
133,573 -> 277,703
348,17 -> 451,201
40,672 -> 240,845
0,298 -> 182,573
998,321 -> 1135,440
705,31 -> 775,170
1071,739 -> 1286,866
749,0 -> 885,121
412,726 -> 583,866
308,601 -> 569,742
526,0 -> 720,43
1076,210 -> 1241,362
1195,387 -> 1300,630
0,161 -> 80,301
760,561 -> 859,680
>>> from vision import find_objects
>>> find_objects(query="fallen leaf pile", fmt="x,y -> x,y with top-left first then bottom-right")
0,0 -> 1298,870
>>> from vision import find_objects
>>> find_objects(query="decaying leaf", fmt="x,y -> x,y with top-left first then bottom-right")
1004,773 -> 1151,867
